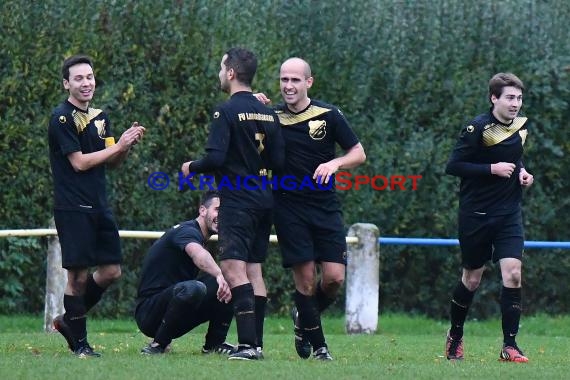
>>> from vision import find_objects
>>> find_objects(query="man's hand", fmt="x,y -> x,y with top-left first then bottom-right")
216,274 -> 232,303
181,161 -> 193,177
491,162 -> 516,178
131,121 -> 145,145
519,168 -> 534,187
117,121 -> 145,151
313,160 -> 340,184
253,92 -> 271,105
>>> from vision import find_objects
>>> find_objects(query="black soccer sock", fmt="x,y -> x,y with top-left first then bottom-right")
501,286 -> 522,347
154,281 -> 206,347
64,294 -> 87,343
315,282 -> 335,313
449,281 -> 475,339
231,283 -> 257,347
204,299 -> 234,348
84,274 -> 106,312
254,295 -> 267,349
294,290 -> 326,350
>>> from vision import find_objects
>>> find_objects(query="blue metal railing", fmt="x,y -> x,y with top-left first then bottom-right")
378,237 -> 570,249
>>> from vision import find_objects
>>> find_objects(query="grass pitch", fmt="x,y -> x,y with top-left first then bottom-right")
1,314 -> 569,380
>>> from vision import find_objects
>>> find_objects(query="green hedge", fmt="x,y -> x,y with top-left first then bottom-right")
1,0 -> 569,317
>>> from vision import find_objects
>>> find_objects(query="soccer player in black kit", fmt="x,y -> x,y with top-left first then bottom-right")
181,47 -> 284,360
135,191 -> 235,355
258,57 -> 366,361
445,73 -> 533,363
48,54 -> 145,357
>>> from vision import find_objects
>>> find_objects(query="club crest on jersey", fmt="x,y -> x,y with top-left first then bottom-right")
94,119 -> 107,138
308,120 -> 326,140
214,111 -> 220,119
59,116 -> 66,123
519,129 -> 528,145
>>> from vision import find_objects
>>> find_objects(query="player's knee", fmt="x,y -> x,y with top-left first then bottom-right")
174,280 -> 207,304
297,284 -> 315,295
322,275 -> 344,295
109,266 -> 122,281
67,278 -> 88,295
99,266 -> 122,285
221,261 -> 247,287
295,275 -> 317,295
504,269 -> 522,287
464,277 -> 481,291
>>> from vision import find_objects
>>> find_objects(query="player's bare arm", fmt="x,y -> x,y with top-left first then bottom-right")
67,122 -> 144,171
185,242 -> 231,303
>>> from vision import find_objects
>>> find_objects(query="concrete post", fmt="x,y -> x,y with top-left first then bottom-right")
345,223 -> 379,334
44,218 -> 66,332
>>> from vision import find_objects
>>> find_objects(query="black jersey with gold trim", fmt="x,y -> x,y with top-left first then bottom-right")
48,100 -> 112,211
446,111 -> 528,215
274,99 -> 359,204
190,91 -> 284,209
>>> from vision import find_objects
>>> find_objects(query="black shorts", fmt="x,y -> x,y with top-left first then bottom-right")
217,206 -> 271,263
54,209 -> 122,269
273,194 -> 347,268
458,210 -> 524,269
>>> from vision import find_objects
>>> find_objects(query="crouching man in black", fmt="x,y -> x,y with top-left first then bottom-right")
135,191 -> 236,355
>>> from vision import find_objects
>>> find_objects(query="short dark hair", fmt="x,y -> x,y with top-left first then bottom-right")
200,190 -> 220,208
488,73 -> 524,103
62,55 -> 93,81
224,47 -> 257,86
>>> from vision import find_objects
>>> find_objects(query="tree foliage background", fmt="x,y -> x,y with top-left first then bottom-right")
1,0 -> 569,318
